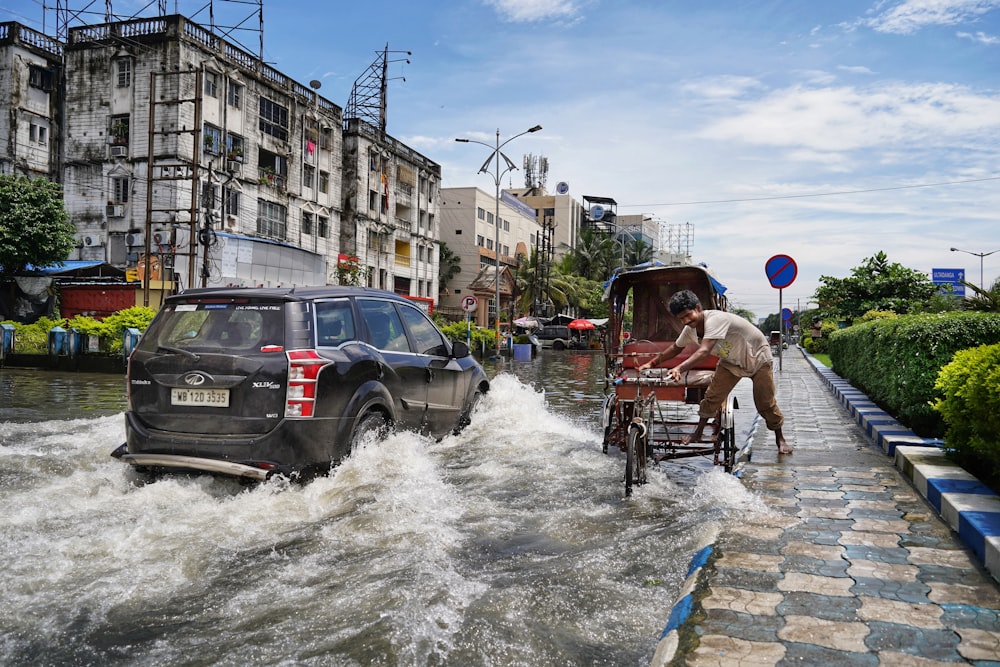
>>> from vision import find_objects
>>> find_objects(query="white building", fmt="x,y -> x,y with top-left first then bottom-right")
3,14 -> 441,308
438,186 -> 541,325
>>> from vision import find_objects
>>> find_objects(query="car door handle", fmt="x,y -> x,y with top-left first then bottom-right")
425,368 -> 434,383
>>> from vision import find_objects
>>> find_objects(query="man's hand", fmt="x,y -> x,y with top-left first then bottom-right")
669,367 -> 682,382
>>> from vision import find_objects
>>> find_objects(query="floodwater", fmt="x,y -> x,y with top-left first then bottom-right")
0,353 -> 763,666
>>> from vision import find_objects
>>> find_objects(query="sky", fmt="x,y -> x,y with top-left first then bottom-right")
4,0 -> 1000,319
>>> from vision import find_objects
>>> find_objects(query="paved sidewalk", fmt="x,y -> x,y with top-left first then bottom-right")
655,349 -> 1000,666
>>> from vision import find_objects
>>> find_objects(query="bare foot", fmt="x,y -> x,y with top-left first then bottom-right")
776,429 -> 792,454
680,429 -> 704,445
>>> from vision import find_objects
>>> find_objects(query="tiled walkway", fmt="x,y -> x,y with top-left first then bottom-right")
656,350 -> 1000,666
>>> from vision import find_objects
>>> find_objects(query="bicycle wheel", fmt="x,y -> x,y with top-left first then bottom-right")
625,422 -> 647,497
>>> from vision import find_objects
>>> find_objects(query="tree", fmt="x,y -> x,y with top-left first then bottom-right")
0,176 -> 75,276
813,251 -> 936,323
958,277 -> 1000,312
438,242 -> 461,294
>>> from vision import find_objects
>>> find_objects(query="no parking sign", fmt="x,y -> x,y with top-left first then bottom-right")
764,255 -> 797,373
461,295 -> 478,313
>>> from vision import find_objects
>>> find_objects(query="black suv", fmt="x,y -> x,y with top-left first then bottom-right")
112,286 -> 489,481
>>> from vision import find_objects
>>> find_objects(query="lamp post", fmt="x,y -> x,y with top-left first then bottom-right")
950,247 -> 1000,290
456,125 -> 542,356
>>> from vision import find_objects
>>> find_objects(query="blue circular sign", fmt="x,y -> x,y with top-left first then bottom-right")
765,254 -> 797,289
782,308 -> 793,322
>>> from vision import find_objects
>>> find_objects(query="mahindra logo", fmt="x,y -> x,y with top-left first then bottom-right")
183,372 -> 207,386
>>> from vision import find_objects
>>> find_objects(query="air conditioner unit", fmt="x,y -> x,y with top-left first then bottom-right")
125,232 -> 144,247
110,145 -> 129,158
152,231 -> 170,245
82,235 -> 103,247
226,159 -> 241,173
106,205 -> 125,218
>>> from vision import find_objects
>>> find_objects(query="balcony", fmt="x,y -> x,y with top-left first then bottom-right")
257,167 -> 286,191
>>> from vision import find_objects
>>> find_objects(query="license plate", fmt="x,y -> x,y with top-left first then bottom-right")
171,387 -> 230,407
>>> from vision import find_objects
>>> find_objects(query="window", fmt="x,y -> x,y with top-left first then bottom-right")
257,200 -> 287,239
225,133 -> 244,161
477,207 -> 485,220
503,245 -> 509,256
259,97 -> 289,141
29,123 -> 48,146
315,299 -> 355,347
359,299 -> 408,352
369,189 -> 378,211
227,81 -> 243,109
110,115 -> 130,145
258,148 -> 288,188
317,217 -> 329,238
486,239 -> 493,250
224,187 -> 240,217
504,220 -> 510,232
112,176 -> 129,203
476,235 -> 484,247
399,305 -> 448,356
203,125 -> 222,155
319,126 -> 333,150
487,212 -> 494,225
28,66 -> 54,92
201,181 -> 219,209
204,72 -> 218,98
303,164 -> 315,189
302,212 -> 314,235
116,59 -> 131,87
319,170 -> 329,194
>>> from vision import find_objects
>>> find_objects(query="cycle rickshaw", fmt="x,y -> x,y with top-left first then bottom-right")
600,264 -> 739,496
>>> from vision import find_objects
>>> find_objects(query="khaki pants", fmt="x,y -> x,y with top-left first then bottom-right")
699,362 -> 784,432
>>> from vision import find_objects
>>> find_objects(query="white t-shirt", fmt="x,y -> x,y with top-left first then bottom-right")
676,310 -> 772,377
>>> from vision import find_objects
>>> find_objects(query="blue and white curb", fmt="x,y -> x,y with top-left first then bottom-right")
650,525 -> 719,666
799,347 -> 1000,582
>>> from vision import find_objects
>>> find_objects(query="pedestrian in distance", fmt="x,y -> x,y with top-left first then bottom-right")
637,290 -> 792,455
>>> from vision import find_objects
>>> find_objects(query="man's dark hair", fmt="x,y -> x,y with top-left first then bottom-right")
668,290 -> 701,315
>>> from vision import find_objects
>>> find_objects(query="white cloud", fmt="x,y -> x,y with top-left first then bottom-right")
956,28 -> 1000,41
484,0 -> 580,22
863,0 -> 1000,35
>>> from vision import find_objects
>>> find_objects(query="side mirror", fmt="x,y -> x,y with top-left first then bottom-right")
451,340 -> 471,359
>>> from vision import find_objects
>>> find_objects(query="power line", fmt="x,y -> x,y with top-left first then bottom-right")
621,175 -> 1000,208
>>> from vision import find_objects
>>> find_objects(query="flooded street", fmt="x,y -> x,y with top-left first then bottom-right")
0,353 -> 763,666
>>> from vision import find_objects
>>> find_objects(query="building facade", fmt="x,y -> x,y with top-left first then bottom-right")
438,186 -> 541,325
2,15 -> 440,307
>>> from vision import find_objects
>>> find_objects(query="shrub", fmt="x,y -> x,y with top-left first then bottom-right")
933,344 -> 1000,490
438,321 -> 497,349
829,312 -> 1000,436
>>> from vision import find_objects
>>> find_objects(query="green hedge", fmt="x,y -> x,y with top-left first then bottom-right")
933,343 -> 1000,488
828,312 -> 1000,436
2,306 -> 156,355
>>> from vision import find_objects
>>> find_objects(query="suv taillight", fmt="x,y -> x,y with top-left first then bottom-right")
285,350 -> 330,418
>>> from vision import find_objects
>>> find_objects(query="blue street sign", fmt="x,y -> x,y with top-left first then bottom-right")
932,268 -> 965,297
782,308 -> 793,322
765,254 -> 797,289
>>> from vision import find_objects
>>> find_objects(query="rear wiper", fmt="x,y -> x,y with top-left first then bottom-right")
158,345 -> 201,361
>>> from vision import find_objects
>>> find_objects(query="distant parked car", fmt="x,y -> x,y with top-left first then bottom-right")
536,325 -> 576,350
112,286 -> 489,481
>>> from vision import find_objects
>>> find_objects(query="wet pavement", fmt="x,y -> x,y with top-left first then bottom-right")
655,348 -> 1000,666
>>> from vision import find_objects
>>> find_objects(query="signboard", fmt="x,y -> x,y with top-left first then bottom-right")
765,254 -> 797,289
556,181 -> 569,195
461,295 -> 478,313
932,268 -> 966,297
782,308 -> 793,323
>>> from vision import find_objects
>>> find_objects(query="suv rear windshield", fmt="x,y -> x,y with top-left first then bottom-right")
138,301 -> 286,353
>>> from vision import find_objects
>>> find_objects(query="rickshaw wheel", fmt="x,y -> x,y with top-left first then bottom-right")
625,423 -> 647,497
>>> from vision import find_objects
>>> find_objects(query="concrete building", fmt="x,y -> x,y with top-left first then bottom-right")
0,23 -> 63,180
3,13 -> 441,308
341,118 -> 441,308
438,186 -> 541,325
506,187 -> 585,258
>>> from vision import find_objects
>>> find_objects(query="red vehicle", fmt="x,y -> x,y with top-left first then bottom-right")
601,264 -> 739,496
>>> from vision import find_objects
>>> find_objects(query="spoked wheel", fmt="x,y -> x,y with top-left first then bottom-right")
625,422 -> 648,497
718,395 -> 739,472
601,394 -> 618,454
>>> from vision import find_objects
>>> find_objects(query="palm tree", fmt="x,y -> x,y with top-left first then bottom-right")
568,227 -> 607,281
438,243 -> 461,294
959,277 -> 1000,312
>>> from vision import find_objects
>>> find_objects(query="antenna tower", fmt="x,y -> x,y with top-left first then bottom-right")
346,44 -> 411,135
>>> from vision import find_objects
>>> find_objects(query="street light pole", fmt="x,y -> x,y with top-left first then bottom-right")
950,247 -> 1000,290
456,125 -> 542,356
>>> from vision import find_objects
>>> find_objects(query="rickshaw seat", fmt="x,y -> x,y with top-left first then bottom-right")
622,340 -> 719,371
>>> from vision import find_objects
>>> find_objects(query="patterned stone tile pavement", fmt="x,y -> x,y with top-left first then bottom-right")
669,351 -> 1000,666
